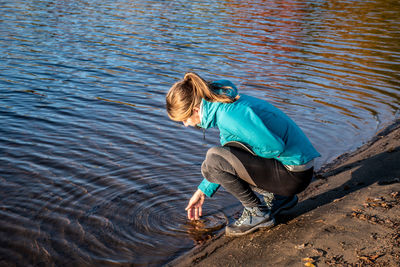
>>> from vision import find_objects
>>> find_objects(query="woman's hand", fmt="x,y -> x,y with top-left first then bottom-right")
185,189 -> 205,220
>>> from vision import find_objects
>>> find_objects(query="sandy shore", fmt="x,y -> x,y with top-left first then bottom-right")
167,120 -> 400,267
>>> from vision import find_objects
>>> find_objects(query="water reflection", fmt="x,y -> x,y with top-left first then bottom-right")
184,212 -> 227,245
0,0 -> 399,265
217,0 -> 400,164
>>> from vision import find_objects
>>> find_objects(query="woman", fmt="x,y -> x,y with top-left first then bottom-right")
166,72 -> 320,237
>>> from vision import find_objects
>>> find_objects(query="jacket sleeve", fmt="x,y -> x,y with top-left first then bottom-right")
219,107 -> 285,158
198,178 -> 220,197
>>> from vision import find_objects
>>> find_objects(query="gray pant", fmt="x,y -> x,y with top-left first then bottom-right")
201,146 -> 313,208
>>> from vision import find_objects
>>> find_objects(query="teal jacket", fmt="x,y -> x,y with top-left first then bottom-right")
197,80 -> 321,197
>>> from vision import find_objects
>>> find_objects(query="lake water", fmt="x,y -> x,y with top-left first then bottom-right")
1,0 -> 399,265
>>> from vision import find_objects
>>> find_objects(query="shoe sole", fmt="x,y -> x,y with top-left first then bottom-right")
271,195 -> 299,216
225,218 -> 275,237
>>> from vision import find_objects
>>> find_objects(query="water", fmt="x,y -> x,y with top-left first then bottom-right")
0,0 -> 399,265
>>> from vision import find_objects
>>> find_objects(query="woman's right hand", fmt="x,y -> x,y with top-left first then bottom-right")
185,189 -> 205,220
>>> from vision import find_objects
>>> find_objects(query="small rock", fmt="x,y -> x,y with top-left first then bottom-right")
313,248 -> 327,256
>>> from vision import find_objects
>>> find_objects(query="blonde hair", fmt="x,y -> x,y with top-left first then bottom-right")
166,72 -> 234,121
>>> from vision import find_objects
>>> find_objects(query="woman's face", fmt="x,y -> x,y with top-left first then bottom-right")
183,107 -> 201,127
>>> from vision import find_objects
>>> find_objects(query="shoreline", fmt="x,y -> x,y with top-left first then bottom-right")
167,119 -> 400,266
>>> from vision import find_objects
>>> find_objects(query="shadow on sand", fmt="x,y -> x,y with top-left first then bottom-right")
279,144 -> 400,224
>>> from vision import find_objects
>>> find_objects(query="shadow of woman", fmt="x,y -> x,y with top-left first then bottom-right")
277,145 -> 400,223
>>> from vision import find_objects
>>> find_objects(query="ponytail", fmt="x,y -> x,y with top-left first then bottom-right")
166,72 -> 234,122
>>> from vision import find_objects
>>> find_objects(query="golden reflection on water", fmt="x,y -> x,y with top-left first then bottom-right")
184,213 -> 227,245
222,0 -> 399,118
96,97 -> 159,110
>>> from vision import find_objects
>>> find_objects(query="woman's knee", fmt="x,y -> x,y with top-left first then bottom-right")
201,146 -> 231,183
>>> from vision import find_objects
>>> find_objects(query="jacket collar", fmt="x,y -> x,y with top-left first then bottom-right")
198,99 -> 218,129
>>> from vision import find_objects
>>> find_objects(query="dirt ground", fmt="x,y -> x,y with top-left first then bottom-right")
167,120 -> 400,267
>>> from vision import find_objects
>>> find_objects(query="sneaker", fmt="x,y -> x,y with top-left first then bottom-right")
225,206 -> 275,237
268,195 -> 299,216
249,186 -> 299,216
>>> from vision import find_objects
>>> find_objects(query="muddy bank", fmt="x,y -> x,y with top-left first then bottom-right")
167,120 -> 400,266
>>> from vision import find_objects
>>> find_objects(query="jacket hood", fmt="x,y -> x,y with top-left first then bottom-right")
209,80 -> 238,99
198,80 -> 238,129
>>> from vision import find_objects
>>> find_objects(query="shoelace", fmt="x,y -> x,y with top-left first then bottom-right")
235,208 -> 252,226
263,193 -> 274,209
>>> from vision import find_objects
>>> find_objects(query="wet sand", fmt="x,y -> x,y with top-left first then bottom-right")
168,120 -> 400,267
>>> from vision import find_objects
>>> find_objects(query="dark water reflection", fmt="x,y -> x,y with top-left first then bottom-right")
0,0 -> 399,265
